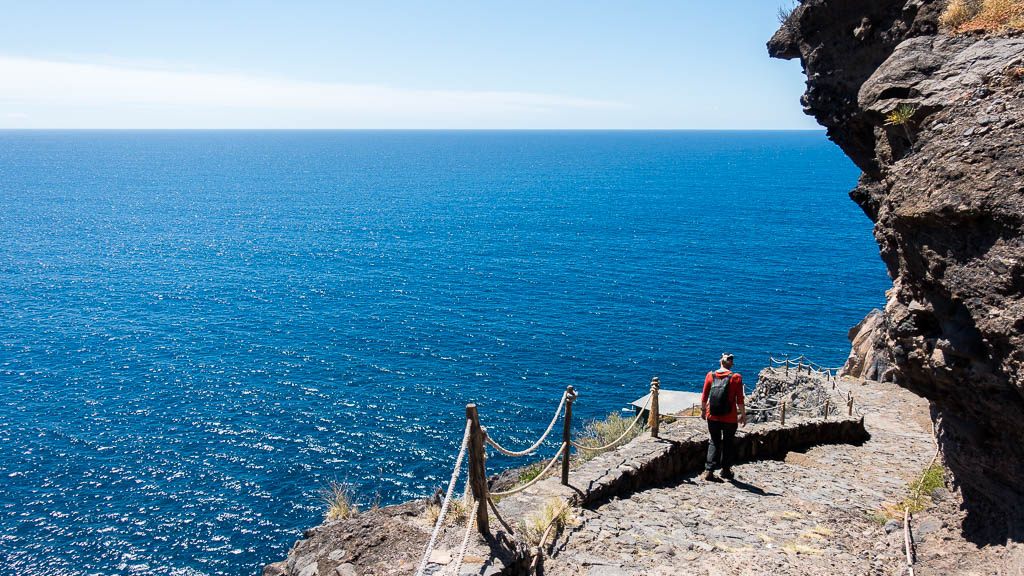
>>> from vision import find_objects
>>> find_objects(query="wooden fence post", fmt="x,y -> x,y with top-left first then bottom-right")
824,399 -> 830,420
466,404 -> 489,536
648,377 -> 660,438
780,401 -> 786,426
561,386 -> 575,486
785,354 -> 790,375
848,397 -> 854,416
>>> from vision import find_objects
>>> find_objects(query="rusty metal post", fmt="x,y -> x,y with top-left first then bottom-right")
465,404 -> 490,535
561,386 -> 575,486
648,377 -> 660,438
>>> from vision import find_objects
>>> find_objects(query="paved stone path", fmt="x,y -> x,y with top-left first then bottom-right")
541,379 -> 935,576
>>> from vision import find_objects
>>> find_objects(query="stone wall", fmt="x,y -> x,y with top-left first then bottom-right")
264,408 -> 867,576
570,414 -> 867,510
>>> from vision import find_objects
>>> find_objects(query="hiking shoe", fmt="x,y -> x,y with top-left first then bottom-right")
720,468 -> 734,480
702,470 -> 716,481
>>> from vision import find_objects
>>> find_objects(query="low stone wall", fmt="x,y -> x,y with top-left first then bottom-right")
487,412 -> 867,575
264,412 -> 867,576
575,414 -> 868,509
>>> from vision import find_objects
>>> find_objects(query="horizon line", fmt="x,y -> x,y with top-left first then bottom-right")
0,127 -> 826,132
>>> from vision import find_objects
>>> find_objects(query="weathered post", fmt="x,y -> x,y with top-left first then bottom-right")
785,354 -> 790,375
848,397 -> 854,416
780,401 -> 786,426
798,359 -> 804,374
648,377 -> 660,438
561,386 -> 576,486
465,404 -> 490,535
824,399 -> 830,420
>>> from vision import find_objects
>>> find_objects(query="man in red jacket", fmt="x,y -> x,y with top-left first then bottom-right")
701,353 -> 746,481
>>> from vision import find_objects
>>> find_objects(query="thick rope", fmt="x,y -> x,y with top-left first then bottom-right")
487,496 -> 515,535
447,502 -> 477,576
414,419 -> 472,576
570,395 -> 650,452
904,507 -> 915,576
767,354 -> 842,372
485,391 -> 567,457
489,443 -> 566,498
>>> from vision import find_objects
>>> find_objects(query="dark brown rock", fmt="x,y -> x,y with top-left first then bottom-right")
771,0 -> 1024,543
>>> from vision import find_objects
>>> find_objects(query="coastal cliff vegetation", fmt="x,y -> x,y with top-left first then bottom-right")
941,0 -> 1024,32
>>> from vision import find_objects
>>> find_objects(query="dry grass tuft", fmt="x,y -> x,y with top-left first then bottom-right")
519,497 -> 575,545
574,411 -> 646,464
321,480 -> 359,521
941,0 -> 1024,32
424,494 -> 471,526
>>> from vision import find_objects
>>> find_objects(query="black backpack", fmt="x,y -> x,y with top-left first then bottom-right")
708,372 -> 733,416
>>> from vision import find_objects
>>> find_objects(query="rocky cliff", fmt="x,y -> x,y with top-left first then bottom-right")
770,0 -> 1024,542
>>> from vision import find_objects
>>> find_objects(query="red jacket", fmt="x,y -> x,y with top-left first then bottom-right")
701,370 -> 744,424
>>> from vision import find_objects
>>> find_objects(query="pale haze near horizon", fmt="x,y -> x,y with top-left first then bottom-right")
0,1 -> 817,130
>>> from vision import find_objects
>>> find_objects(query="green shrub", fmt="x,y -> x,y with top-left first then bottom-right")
905,462 -> 945,512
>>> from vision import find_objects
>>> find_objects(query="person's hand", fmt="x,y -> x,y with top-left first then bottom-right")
740,415 -> 747,427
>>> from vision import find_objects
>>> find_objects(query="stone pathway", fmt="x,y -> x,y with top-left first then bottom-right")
541,379 -> 935,576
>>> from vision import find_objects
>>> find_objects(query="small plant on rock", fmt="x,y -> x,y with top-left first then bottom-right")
884,103 -> 918,153
519,497 -> 575,546
941,0 -> 1024,32
424,493 -> 471,525
777,1 -> 799,24
321,480 -> 359,520
905,462 -> 945,512
574,411 -> 647,464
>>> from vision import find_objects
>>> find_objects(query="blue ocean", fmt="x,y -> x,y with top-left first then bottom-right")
0,130 -> 889,575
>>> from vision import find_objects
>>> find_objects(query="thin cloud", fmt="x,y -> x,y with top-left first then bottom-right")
0,56 -> 626,128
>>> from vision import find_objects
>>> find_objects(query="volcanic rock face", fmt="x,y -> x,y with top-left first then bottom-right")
770,1 -> 1024,541
840,308 -> 898,382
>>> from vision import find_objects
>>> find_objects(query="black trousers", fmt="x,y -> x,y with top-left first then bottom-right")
705,419 -> 738,471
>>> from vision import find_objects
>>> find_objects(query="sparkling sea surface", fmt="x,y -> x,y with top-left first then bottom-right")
0,130 -> 890,575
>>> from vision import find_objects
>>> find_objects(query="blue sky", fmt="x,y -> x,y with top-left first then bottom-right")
0,1 -> 816,129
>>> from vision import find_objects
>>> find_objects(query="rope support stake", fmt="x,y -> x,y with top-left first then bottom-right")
561,385 -> 575,486
466,404 -> 490,536
648,376 -> 660,439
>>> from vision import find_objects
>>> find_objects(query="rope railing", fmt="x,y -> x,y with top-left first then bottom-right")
767,353 -> 844,380
485,391 -> 567,457
569,393 -> 651,452
447,501 -> 477,576
489,443 -> 567,498
415,362 -> 859,574
486,496 -> 515,535
414,418 -> 472,576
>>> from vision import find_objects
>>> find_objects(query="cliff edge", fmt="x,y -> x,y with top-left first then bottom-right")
770,0 -> 1024,542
